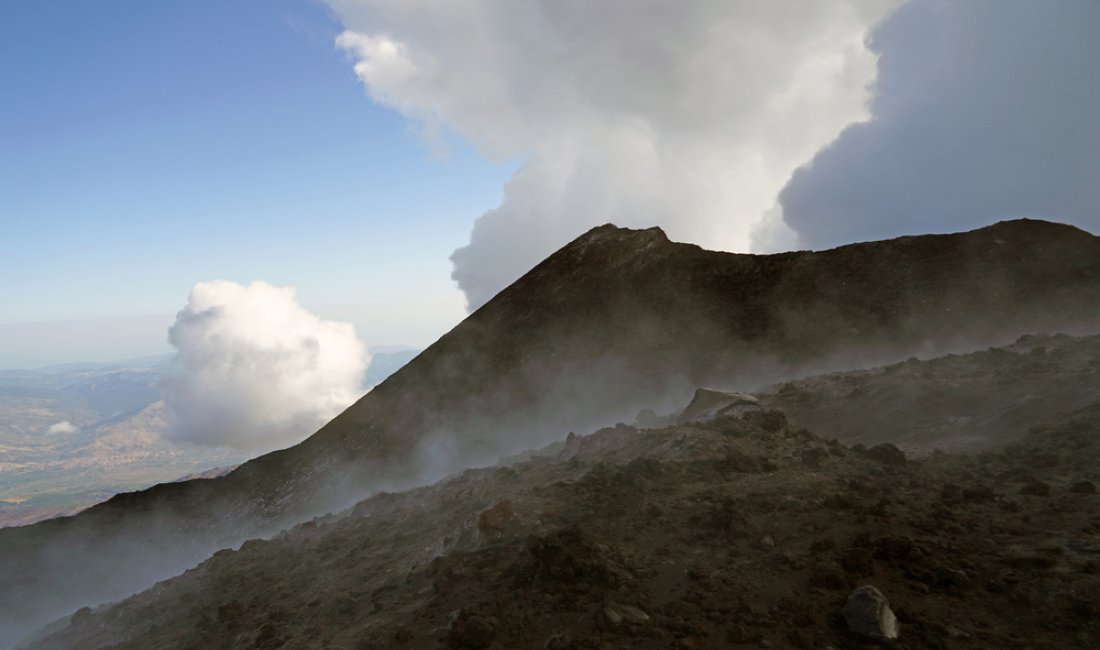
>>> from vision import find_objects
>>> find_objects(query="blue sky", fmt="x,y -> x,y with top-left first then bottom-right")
0,0 -> 514,367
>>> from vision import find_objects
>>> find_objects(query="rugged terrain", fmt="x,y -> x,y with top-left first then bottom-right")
759,332 -> 1100,453
3,219 -> 1100,647
25,366 -> 1100,648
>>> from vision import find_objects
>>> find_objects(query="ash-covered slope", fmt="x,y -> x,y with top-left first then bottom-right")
27,401 -> 1100,649
292,218 -> 1100,489
758,333 -> 1100,453
3,219 -> 1100,646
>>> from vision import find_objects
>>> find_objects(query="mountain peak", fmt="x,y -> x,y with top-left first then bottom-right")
981,217 -> 1094,240
572,223 -> 671,245
543,223 -> 674,271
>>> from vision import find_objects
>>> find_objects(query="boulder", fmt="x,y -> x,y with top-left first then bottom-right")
678,388 -> 762,423
843,585 -> 898,640
601,602 -> 650,626
865,443 -> 907,466
1020,482 -> 1050,497
478,500 -> 515,535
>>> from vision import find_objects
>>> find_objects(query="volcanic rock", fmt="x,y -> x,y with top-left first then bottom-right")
865,443 -> 907,466
1020,481 -> 1051,497
843,585 -> 899,640
601,602 -> 650,626
478,500 -> 515,535
678,388 -> 762,423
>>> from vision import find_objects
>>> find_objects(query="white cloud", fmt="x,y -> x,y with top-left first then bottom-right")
161,280 -> 369,452
778,0 -> 1100,248
328,0 -> 900,309
46,421 -> 77,435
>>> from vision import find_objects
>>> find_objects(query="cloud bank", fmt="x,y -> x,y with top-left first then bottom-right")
779,0 -> 1100,249
328,0 -> 899,309
162,280 -> 368,452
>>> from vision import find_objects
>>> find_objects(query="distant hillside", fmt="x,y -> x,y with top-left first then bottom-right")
0,359 -> 243,528
0,350 -> 420,530
3,219 -> 1100,646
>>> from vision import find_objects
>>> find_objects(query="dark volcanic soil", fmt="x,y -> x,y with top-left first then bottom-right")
29,401 -> 1100,648
759,332 -> 1100,453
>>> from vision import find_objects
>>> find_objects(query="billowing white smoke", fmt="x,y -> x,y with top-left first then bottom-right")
162,280 -> 369,452
328,0 -> 900,310
46,421 -> 77,435
779,0 -> 1100,248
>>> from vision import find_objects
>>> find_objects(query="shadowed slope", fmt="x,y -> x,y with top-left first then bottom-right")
2,219 -> 1100,646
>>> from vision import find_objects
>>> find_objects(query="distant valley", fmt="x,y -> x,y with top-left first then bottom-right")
0,350 -> 419,528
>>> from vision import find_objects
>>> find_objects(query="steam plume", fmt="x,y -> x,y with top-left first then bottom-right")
46,421 -> 77,435
328,0 -> 900,309
162,280 -> 368,452
779,0 -> 1100,249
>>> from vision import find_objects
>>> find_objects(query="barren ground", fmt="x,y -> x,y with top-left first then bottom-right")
28,373 -> 1100,648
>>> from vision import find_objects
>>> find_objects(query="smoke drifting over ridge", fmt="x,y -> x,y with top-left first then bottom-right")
162,280 -> 368,452
329,0 -> 900,310
779,0 -> 1100,249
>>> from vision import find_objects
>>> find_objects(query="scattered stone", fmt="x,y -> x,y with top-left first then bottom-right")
808,562 -> 846,590
524,527 -> 630,589
1071,480 -> 1097,494
71,607 -> 92,625
865,443 -> 907,466
758,535 -> 775,549
1019,482 -> 1050,497
997,467 -> 1038,483
601,602 -> 649,626
962,486 -> 995,502
726,624 -> 754,643
840,548 -> 874,577
823,495 -> 854,510
873,536 -> 915,561
801,448 -> 828,469
679,388 -> 762,423
478,500 -> 515,535
842,585 -> 898,640
934,567 -> 972,590
557,432 -> 582,461
216,601 -> 247,624
447,612 -> 498,649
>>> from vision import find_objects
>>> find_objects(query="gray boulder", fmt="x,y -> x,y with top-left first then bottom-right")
843,585 -> 898,640
678,388 -> 762,423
